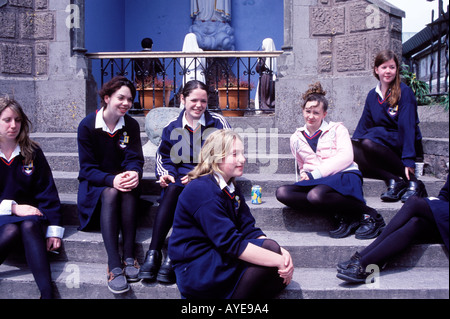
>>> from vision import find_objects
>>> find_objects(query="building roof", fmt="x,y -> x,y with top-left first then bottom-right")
403,10 -> 449,58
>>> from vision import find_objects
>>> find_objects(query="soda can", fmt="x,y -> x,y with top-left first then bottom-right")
251,185 -> 262,204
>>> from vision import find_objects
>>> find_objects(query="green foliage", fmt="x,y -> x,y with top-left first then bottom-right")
400,64 -> 432,105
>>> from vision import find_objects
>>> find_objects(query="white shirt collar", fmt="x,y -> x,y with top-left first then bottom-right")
95,107 -> 125,134
182,112 -> 206,130
300,120 -> 328,135
214,172 -> 235,193
0,144 -> 21,161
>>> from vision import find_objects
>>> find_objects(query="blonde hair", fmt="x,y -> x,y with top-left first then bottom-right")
188,129 -> 242,182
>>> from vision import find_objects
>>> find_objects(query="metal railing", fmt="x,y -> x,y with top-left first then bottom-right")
86,51 -> 282,115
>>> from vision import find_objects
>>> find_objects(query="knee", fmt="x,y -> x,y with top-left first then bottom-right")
275,186 -> 289,203
20,219 -> 42,234
101,187 -> 120,204
262,239 -> 281,254
306,191 -> 322,205
0,223 -> 20,240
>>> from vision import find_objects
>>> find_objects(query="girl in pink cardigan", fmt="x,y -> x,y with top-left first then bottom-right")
276,82 -> 385,239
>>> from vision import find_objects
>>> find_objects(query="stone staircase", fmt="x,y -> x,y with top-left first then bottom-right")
0,113 -> 448,299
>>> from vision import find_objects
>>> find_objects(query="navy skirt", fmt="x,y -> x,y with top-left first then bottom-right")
0,214 -> 47,228
294,170 -> 365,203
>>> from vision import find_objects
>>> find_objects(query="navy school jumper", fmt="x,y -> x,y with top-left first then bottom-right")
168,174 -> 265,299
0,146 -> 62,228
76,112 -> 144,230
352,82 -> 422,169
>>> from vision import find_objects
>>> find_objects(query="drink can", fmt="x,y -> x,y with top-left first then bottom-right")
251,185 -> 262,204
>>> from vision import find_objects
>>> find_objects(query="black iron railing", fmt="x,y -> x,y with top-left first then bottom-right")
86,51 -> 282,115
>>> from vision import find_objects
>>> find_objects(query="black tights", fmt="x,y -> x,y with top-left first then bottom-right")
231,239 -> 286,299
359,196 -> 439,268
149,184 -> 183,251
100,187 -> 138,270
276,184 -> 375,219
0,220 -> 53,299
352,139 -> 417,183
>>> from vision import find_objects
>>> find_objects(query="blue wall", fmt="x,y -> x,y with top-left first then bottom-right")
85,0 -> 284,103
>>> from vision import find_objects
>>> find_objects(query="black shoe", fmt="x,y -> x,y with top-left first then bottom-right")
336,258 -> 369,283
401,180 -> 428,203
329,216 -> 360,239
337,251 -> 362,271
380,179 -> 407,202
355,213 -> 385,239
138,250 -> 161,281
157,255 -> 176,284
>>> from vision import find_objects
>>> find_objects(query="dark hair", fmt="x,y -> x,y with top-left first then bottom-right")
373,50 -> 401,107
141,38 -> 153,49
0,95 -> 38,164
99,76 -> 136,108
181,80 -> 208,99
301,82 -> 328,112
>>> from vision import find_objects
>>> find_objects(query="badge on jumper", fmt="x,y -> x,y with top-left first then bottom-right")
234,195 -> 241,213
388,104 -> 398,117
119,132 -> 129,149
22,160 -> 34,176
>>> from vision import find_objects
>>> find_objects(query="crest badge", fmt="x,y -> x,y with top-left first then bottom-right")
22,160 -> 34,176
119,132 -> 129,149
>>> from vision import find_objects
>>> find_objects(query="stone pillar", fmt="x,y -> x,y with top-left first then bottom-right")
276,0 -> 404,133
0,0 -> 96,132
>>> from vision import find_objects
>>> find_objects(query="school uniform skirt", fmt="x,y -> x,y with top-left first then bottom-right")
294,170 -> 365,203
0,215 -> 47,228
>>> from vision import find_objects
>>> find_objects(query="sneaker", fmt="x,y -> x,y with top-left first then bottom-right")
107,267 -> 130,294
337,251 -> 362,271
329,216 -> 360,239
355,213 -> 385,239
401,180 -> 428,203
380,179 -> 407,202
123,258 -> 140,282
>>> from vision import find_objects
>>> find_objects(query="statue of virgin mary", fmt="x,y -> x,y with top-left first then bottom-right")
190,0 -> 235,51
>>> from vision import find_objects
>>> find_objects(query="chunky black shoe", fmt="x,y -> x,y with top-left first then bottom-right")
138,250 -> 161,281
157,255 -> 176,284
329,216 -> 360,239
355,213 -> 385,239
336,258 -> 369,283
380,179 -> 407,202
401,180 -> 428,203
337,251 -> 362,271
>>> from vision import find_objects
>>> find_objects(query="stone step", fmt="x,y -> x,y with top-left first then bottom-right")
32,132 -> 448,158
59,192 -> 438,232
5,225 -> 447,270
52,172 -> 447,199
0,261 -> 447,299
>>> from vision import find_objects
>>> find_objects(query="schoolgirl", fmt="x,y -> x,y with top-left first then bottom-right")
0,96 -> 63,299
77,76 -> 144,294
139,80 -> 230,284
168,129 -> 294,299
337,174 -> 448,283
276,82 -> 385,239
352,50 -> 426,202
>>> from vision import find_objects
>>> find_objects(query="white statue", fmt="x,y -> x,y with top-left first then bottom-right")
190,0 -> 235,51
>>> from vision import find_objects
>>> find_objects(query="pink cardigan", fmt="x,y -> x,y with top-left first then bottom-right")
290,121 -> 358,179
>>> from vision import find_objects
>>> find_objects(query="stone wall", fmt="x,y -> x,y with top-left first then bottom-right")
276,0 -> 405,133
0,0 -> 96,132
